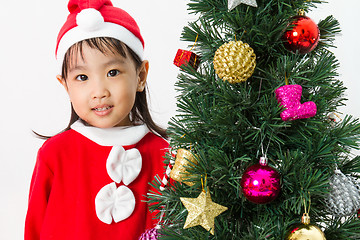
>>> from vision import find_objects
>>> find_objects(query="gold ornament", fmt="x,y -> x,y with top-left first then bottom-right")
213,40 -> 256,84
284,213 -> 326,240
170,149 -> 197,186
180,188 -> 228,235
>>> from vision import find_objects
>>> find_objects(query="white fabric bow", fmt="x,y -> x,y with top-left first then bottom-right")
106,146 -> 142,185
95,183 -> 136,224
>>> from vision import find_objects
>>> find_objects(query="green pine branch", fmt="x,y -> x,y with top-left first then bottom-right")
146,0 -> 360,238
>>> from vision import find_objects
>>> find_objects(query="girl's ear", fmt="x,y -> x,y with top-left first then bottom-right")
137,60 -> 149,92
57,75 -> 68,92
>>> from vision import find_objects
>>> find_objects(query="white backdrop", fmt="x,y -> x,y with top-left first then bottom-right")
0,0 -> 358,239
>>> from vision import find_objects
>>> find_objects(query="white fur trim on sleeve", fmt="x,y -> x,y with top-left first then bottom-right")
95,183 -> 136,224
106,146 -> 142,185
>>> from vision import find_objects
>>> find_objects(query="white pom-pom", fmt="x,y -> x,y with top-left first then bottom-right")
106,146 -> 142,185
76,8 -> 104,32
95,183 -> 136,224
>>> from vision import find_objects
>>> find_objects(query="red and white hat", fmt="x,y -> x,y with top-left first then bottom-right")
56,0 -> 144,71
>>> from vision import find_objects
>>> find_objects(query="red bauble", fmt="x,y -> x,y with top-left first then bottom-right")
240,157 -> 281,204
282,15 -> 320,54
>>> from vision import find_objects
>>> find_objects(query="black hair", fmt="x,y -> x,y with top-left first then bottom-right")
35,37 -> 167,139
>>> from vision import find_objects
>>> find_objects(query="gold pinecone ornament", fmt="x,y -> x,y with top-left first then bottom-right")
213,40 -> 256,83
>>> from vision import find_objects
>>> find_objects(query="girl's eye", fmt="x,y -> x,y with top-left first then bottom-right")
76,75 -> 88,81
107,69 -> 120,77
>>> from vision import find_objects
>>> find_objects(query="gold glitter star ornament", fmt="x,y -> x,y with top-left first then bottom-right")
180,188 -> 228,235
228,0 -> 258,11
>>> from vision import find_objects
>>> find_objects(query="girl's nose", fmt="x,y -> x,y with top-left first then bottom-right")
92,79 -> 110,99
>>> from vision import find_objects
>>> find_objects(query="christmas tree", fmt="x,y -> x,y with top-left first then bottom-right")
147,0 -> 360,239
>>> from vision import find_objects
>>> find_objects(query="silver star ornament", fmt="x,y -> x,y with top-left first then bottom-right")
228,0 -> 258,11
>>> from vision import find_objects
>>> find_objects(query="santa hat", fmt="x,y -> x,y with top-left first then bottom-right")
56,0 -> 144,71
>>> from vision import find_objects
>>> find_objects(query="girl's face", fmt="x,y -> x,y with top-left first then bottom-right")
57,44 -> 148,128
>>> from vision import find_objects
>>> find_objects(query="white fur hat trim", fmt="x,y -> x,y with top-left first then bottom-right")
56,21 -> 144,74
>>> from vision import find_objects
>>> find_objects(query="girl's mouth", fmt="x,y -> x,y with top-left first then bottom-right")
92,105 -> 114,116
93,106 -> 113,111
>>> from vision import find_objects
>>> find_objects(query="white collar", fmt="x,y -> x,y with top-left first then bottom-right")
71,120 -> 150,146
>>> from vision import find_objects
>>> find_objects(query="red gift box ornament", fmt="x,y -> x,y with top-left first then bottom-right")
173,49 -> 201,70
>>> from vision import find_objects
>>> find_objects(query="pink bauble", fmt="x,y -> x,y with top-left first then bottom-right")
138,228 -> 158,240
240,163 -> 281,204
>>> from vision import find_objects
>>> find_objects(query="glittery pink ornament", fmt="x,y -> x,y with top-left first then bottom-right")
138,228 -> 159,240
275,84 -> 317,121
240,157 -> 281,204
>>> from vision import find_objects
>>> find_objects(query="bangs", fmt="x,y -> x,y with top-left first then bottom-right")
61,37 -> 140,79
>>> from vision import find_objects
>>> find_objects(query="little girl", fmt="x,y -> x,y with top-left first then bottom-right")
25,0 -> 169,239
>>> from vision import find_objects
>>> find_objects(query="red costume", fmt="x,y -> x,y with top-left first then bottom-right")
25,121 -> 168,239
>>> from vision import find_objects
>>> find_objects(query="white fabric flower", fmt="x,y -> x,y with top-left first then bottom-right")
95,183 -> 136,224
106,146 -> 142,185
